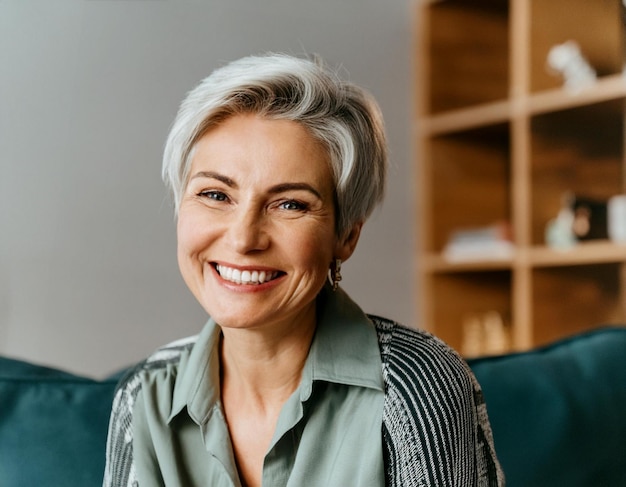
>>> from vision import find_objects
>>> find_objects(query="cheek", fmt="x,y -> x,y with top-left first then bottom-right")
176,214 -> 194,256
176,211 -> 210,263
288,226 -> 337,269
176,216 -> 195,280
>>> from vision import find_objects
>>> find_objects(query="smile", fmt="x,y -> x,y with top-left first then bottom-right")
215,264 -> 282,285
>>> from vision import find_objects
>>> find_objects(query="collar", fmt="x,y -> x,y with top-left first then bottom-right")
298,283 -> 383,401
167,320 -> 221,424
167,283 -> 383,425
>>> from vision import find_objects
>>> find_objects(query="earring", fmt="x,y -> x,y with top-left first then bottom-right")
329,258 -> 342,291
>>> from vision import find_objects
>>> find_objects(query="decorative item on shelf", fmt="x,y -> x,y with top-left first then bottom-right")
546,191 -> 608,248
571,195 -> 608,240
546,40 -> 597,92
461,310 -> 510,358
461,315 -> 483,358
443,221 -> 514,262
545,202 -> 576,249
608,194 -> 626,243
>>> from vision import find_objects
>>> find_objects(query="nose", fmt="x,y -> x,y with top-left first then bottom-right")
227,204 -> 270,254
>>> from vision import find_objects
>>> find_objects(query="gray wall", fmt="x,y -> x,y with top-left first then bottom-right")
0,0 -> 415,377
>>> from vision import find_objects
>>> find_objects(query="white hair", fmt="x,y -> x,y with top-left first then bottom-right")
162,53 -> 387,235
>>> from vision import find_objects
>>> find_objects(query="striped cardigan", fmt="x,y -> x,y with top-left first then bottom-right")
103,316 -> 504,486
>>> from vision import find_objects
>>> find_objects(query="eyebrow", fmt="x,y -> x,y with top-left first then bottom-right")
191,171 -> 237,188
268,183 -> 322,199
190,171 -> 323,199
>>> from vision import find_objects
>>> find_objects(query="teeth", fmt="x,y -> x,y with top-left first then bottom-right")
216,265 -> 277,285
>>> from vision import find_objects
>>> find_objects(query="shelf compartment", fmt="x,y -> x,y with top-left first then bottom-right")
530,99 -> 625,245
532,263 -> 626,346
428,123 -> 511,252
429,270 -> 512,353
530,0 -> 624,93
426,0 -> 509,114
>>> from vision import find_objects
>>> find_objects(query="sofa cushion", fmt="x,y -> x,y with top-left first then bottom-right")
468,326 -> 626,487
0,356 -> 119,487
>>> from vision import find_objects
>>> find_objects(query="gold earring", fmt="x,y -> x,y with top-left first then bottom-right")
329,258 -> 342,291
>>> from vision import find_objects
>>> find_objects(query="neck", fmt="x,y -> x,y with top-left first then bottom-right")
219,308 -> 317,410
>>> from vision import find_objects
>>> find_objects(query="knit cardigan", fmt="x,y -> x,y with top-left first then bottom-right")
103,316 -> 504,487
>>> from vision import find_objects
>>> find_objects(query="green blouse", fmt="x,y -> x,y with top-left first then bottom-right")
131,286 -> 386,486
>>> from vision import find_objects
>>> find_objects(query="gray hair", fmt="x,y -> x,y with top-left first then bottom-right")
162,53 -> 387,236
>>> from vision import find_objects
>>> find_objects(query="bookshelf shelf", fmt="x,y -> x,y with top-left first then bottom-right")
421,74 -> 626,136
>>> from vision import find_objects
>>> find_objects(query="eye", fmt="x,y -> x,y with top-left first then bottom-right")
198,190 -> 228,202
279,199 -> 309,211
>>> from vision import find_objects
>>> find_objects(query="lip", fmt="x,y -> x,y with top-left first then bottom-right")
210,261 -> 286,291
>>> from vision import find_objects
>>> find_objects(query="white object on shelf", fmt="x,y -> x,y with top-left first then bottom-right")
546,40 -> 597,92
443,240 -> 515,262
443,223 -> 514,262
608,194 -> 626,243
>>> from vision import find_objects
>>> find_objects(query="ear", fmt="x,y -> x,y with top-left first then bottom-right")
334,222 -> 363,262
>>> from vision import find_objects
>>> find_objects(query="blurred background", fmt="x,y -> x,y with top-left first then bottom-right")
0,0 -> 415,376
417,0 -> 626,360
4,0 -> 625,378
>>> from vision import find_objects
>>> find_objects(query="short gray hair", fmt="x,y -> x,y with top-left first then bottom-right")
162,53 -> 387,235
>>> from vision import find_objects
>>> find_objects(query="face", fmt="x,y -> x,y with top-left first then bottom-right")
177,114 -> 360,333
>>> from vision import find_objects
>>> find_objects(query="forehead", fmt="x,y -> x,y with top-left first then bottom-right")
190,114 -> 332,183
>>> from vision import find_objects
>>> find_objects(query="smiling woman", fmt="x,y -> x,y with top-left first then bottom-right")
177,115 -> 348,338
102,53 -> 504,487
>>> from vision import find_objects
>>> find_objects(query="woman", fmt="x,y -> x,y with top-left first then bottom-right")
103,53 -> 503,487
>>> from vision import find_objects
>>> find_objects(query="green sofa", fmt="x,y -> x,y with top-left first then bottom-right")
1,327 -> 625,486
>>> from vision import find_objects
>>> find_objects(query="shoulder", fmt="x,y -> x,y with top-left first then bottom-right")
103,335 -> 200,486
368,314 -> 483,428
369,314 -> 474,390
112,334 -> 199,413
369,316 -> 501,486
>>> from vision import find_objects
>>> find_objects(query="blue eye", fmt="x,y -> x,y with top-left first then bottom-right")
199,190 -> 228,201
280,200 -> 308,211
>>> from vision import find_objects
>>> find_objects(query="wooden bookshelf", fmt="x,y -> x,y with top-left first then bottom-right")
416,0 -> 626,355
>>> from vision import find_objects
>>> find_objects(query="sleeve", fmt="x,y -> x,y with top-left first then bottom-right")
102,371 -> 144,487
375,319 -> 505,487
